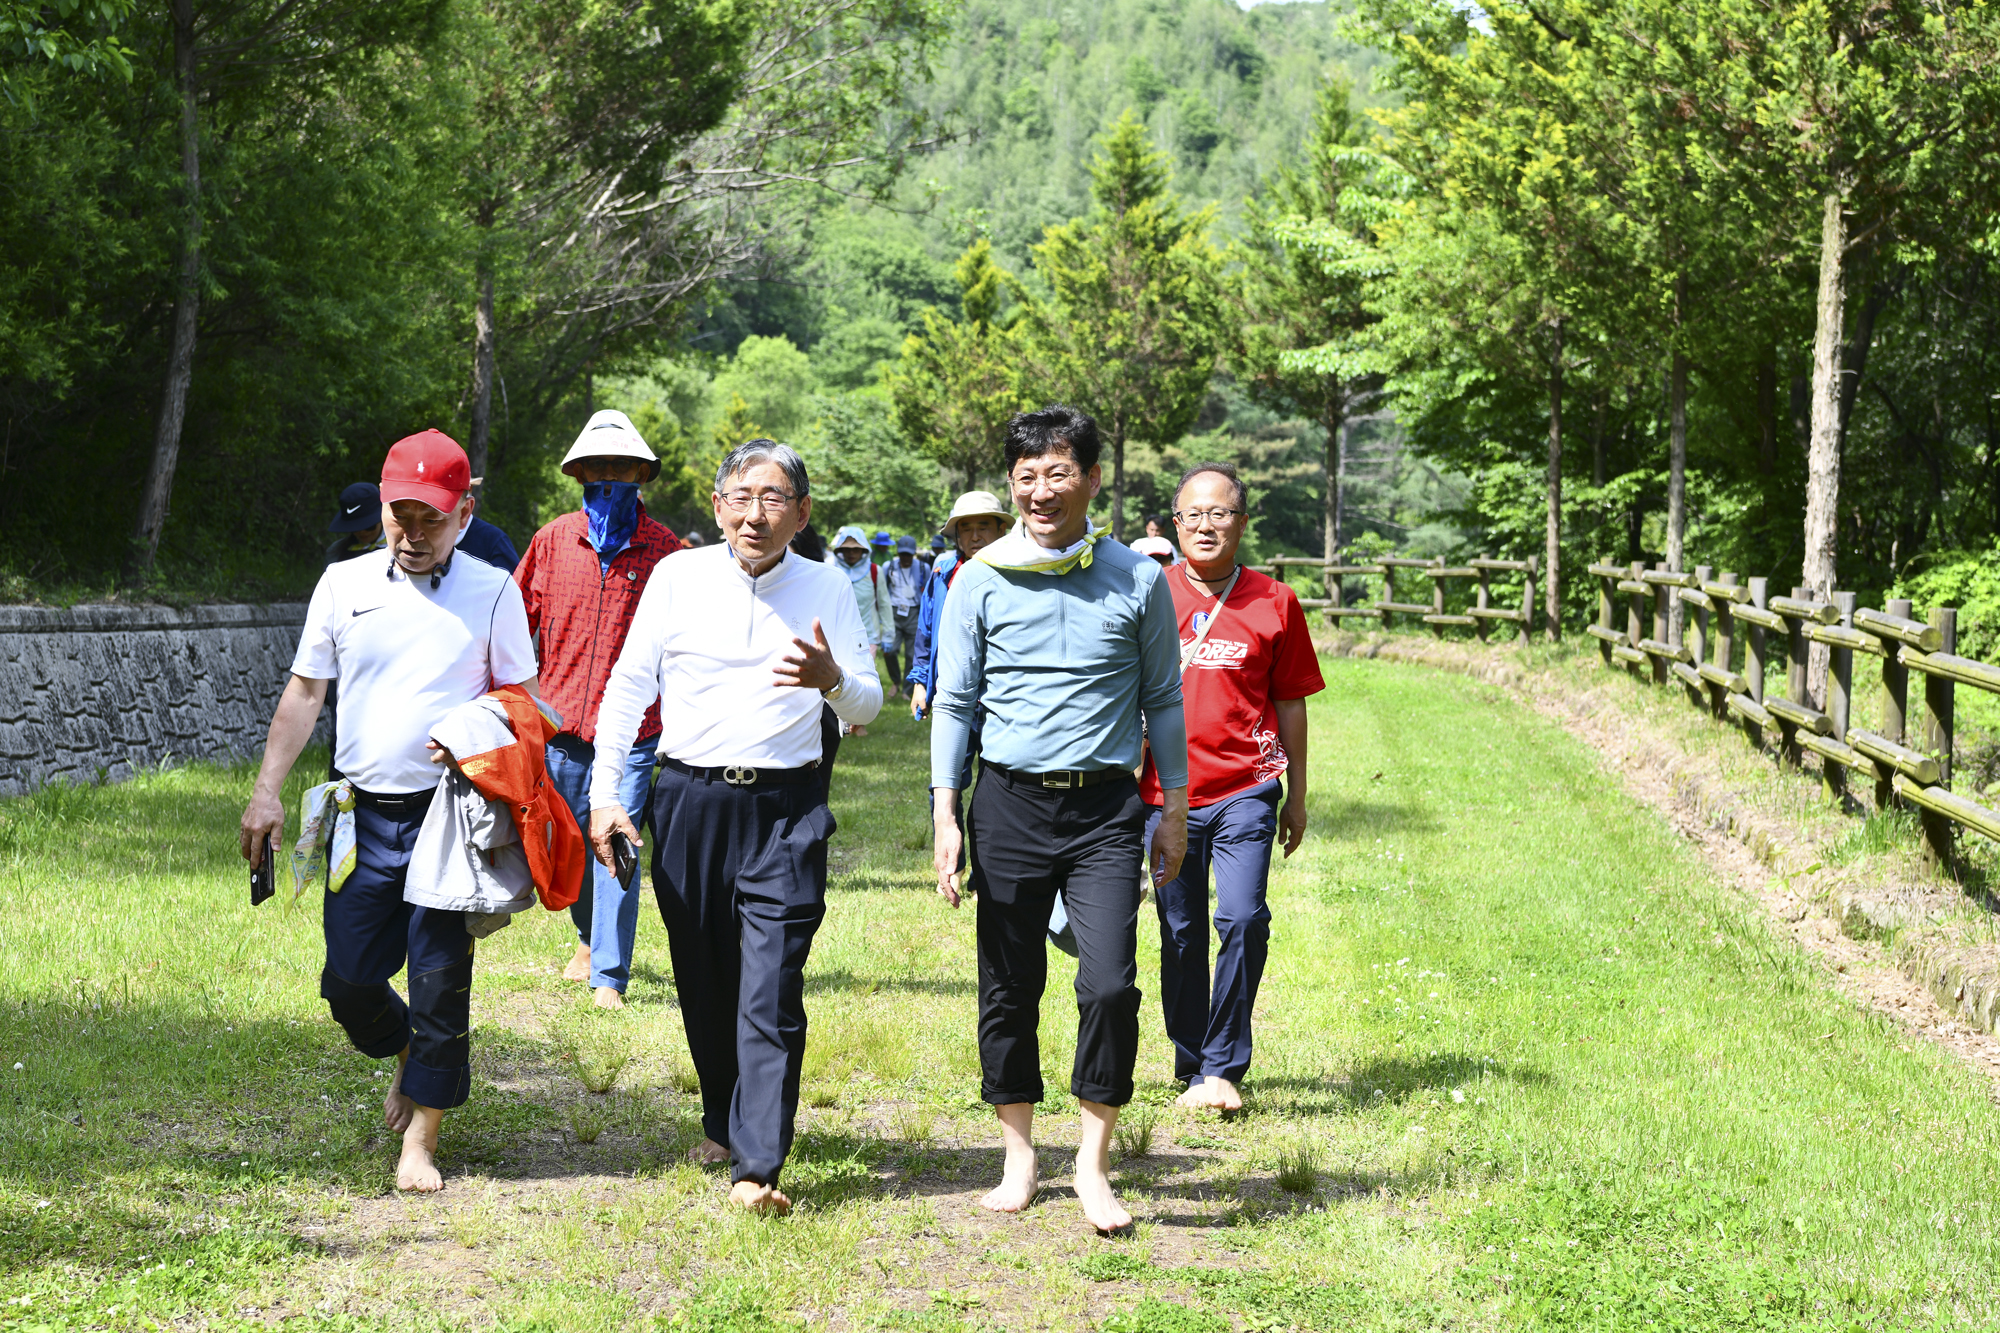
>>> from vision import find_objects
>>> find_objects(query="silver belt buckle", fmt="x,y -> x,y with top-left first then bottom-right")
723,765 -> 757,786
1042,770 -> 1074,789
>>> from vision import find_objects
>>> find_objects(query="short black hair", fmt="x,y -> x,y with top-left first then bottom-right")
1004,405 -> 1100,474
1173,461 -> 1248,512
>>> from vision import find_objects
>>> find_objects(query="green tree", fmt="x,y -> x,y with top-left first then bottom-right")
1019,111 -> 1227,537
128,0 -> 451,575
1233,76 -> 1394,560
888,237 -> 1032,489
1355,0 -> 1661,636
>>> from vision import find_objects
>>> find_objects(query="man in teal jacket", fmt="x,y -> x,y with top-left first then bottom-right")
929,404 -> 1188,1236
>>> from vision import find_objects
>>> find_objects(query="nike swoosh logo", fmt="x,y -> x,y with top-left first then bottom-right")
344,505 -> 362,514
350,607 -> 384,617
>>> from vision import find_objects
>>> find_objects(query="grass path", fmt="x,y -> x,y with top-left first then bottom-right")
2,656 -> 1999,1330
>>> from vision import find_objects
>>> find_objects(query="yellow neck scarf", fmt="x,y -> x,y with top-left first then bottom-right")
973,520 -> 1101,576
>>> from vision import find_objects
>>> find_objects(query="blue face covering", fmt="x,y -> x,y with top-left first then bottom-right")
582,482 -> 641,569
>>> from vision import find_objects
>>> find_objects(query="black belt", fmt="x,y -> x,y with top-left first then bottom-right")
351,784 -> 435,817
661,755 -> 820,788
982,760 -> 1129,790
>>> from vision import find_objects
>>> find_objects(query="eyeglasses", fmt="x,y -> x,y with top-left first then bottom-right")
1011,467 -> 1081,489
1173,507 -> 1245,528
719,489 -> 797,513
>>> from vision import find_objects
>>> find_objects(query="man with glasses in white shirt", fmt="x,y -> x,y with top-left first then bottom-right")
588,439 -> 882,1214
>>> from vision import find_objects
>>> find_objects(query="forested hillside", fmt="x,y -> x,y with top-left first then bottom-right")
641,0 -> 1396,556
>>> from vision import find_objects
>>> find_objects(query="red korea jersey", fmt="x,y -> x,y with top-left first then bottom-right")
1140,564 -> 1325,808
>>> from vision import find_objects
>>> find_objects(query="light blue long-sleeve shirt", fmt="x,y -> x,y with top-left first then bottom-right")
929,537 -> 1188,790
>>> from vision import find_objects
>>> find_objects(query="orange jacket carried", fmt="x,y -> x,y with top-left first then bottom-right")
452,684 -> 587,912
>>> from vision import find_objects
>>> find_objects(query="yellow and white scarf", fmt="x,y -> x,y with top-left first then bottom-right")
292,779 -> 357,901
973,519 -> 1102,576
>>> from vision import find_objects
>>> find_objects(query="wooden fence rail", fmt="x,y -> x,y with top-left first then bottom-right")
1255,545 -> 1995,874
1581,557 -> 1993,873
1243,554 -> 1539,643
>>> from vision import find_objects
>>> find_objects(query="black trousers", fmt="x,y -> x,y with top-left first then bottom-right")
969,764 -> 1146,1107
650,763 -> 833,1187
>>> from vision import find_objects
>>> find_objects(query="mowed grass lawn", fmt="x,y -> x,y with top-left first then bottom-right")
3,656 -> 2000,1331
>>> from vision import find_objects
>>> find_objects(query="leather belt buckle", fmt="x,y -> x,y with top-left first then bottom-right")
723,765 -> 757,786
1041,770 -> 1074,789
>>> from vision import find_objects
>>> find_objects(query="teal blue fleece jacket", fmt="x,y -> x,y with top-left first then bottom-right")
929,537 -> 1188,790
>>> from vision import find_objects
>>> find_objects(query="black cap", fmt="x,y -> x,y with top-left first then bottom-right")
328,481 -> 382,533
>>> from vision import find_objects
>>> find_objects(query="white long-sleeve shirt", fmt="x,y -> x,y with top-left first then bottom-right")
589,545 -> 882,807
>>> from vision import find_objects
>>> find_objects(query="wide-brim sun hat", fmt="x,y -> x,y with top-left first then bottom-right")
940,490 -> 1012,538
560,409 -> 661,481
832,524 -> 870,551
1131,536 -> 1176,559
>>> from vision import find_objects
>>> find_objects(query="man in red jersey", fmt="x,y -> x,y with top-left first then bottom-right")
515,410 -> 684,1009
1140,462 -> 1324,1112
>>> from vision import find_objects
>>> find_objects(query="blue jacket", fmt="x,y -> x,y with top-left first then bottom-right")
904,550 -> 961,696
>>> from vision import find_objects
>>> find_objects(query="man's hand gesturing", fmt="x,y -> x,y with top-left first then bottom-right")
774,618 -> 842,693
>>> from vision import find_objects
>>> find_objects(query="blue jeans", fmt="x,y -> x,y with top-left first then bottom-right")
545,734 -> 657,992
1145,780 -> 1281,1084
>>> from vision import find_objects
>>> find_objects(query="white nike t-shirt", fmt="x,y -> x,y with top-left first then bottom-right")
292,548 -> 538,793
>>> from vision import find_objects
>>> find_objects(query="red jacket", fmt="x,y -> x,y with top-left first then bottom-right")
456,685 -> 587,912
515,507 -> 683,743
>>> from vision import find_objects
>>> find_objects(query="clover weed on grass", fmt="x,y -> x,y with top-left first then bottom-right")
2,656 -> 2000,1328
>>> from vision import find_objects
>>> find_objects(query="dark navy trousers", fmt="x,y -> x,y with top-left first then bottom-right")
649,764 -> 832,1188
320,798 -> 476,1110
1144,779 -> 1281,1085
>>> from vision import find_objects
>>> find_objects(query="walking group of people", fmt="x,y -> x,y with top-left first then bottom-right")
239,401 -> 1323,1230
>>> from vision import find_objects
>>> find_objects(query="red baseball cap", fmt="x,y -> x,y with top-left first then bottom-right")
380,429 -> 471,513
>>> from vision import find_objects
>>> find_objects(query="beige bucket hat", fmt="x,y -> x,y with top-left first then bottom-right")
560,409 -> 661,481
940,490 -> 1012,539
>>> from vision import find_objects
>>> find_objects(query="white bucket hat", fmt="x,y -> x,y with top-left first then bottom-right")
940,490 -> 1012,539
561,409 -> 660,481
831,524 -> 871,551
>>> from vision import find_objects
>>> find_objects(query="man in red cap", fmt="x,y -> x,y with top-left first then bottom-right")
239,428 -> 541,1193
516,409 -> 683,1010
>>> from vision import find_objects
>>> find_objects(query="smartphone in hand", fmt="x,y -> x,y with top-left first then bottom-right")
250,838 -> 277,906
610,832 -> 638,883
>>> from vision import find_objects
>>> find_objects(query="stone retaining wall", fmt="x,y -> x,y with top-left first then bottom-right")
0,603 -> 320,796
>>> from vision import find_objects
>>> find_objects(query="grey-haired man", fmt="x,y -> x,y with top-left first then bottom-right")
588,439 -> 882,1213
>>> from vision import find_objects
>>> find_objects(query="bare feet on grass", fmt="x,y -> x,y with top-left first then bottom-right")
383,1050 -> 415,1133
728,1180 -> 792,1214
981,1101 -> 1039,1214
593,986 -> 625,1011
1076,1100 -> 1133,1235
1175,1076 -> 1243,1112
396,1106 -> 444,1193
980,1158 -> 1039,1213
1073,1161 -> 1133,1235
563,943 -> 592,982
688,1137 -> 730,1166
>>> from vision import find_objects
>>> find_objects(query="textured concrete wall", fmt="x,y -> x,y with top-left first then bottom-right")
0,603 -> 320,796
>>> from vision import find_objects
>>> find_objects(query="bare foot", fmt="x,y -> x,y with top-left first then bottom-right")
1073,1160 -> 1132,1234
728,1179 -> 791,1214
688,1137 -> 730,1166
980,1148 -> 1039,1213
592,987 -> 625,1011
383,1051 -> 415,1133
562,943 -> 592,982
396,1106 -> 444,1193
1175,1081 -> 1222,1110
1175,1077 -> 1241,1111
